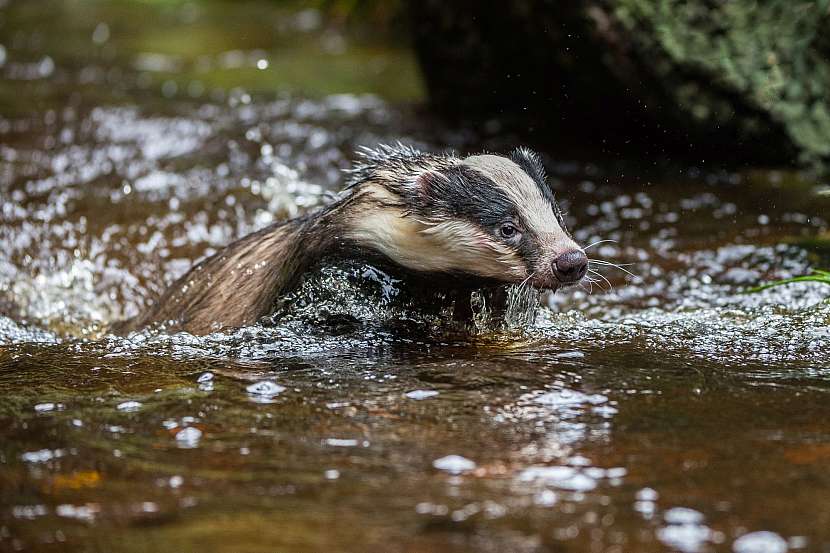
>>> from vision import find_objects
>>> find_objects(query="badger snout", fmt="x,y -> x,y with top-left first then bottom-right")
552,250 -> 587,284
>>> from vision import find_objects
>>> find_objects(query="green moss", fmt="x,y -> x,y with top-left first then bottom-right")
613,0 -> 830,168
1,0 -> 423,104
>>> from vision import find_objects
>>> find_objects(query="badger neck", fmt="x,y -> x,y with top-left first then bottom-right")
117,201 -> 352,335
116,185 -> 405,335
184,204 -> 355,328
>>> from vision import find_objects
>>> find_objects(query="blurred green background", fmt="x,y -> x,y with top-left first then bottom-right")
0,0 -> 423,112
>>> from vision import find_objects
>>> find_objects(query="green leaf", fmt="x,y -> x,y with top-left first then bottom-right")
745,269 -> 830,293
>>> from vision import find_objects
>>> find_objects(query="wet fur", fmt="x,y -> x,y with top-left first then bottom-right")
116,144 -> 577,335
114,205 -> 346,334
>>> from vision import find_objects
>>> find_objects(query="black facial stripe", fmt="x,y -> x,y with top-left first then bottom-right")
434,165 -> 536,274
509,147 -> 569,232
421,165 -> 516,229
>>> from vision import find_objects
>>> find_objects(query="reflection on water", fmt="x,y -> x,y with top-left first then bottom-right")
2,1 -> 830,552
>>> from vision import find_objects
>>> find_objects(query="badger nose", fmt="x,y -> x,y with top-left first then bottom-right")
553,250 -> 588,283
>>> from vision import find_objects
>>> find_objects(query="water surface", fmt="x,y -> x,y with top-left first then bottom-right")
1,2 -> 829,552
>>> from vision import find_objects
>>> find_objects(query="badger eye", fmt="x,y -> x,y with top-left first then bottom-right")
498,223 -> 521,240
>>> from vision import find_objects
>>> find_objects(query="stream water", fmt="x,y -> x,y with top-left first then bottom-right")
2,2 -> 830,552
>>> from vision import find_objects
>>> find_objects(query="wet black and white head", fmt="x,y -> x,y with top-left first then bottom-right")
344,143 -> 587,290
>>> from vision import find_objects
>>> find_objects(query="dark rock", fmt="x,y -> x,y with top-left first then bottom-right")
408,0 -> 830,169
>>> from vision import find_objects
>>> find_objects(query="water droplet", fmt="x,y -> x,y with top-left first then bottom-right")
534,489 -> 558,506
92,22 -> 110,44
56,504 -> 99,522
405,390 -> 439,400
637,487 -> 659,501
664,507 -> 704,525
324,438 -> 358,447
606,467 -> 627,478
535,389 -> 608,407
38,56 -> 54,78
175,427 -> 202,448
21,449 -> 65,463
197,371 -> 214,391
246,380 -> 286,403
117,401 -> 142,412
657,522 -> 713,553
733,531 -> 788,553
518,466 -> 597,491
12,505 -> 47,520
433,455 -> 476,474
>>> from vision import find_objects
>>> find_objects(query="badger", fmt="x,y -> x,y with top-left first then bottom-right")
114,144 -> 587,335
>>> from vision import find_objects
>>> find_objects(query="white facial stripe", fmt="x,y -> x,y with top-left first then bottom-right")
462,155 -> 571,250
345,184 -> 527,279
420,220 -> 527,279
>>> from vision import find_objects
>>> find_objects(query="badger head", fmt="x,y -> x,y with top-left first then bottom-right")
346,145 -> 586,290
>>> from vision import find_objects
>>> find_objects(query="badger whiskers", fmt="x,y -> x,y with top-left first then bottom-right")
580,252 -> 642,295
587,268 -> 614,292
580,274 -> 601,294
587,257 -> 640,281
511,270 -> 536,298
582,238 -> 618,251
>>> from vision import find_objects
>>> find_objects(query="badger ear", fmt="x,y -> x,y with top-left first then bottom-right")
510,147 -> 547,185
